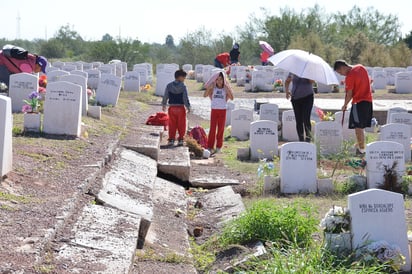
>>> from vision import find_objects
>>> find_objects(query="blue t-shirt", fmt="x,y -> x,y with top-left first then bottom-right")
289,73 -> 313,100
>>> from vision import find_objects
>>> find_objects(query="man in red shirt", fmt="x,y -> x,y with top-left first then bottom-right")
334,60 -> 373,156
214,52 -> 230,68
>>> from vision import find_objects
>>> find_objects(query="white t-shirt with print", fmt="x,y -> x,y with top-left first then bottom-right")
211,87 -> 227,110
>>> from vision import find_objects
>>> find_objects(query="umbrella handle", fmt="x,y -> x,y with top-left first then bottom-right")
341,111 -> 345,127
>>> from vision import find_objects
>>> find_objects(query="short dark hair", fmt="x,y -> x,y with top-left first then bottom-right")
333,60 -> 349,71
175,69 -> 187,79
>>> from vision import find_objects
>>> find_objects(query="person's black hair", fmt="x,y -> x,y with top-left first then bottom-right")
333,60 -> 349,71
174,69 -> 187,79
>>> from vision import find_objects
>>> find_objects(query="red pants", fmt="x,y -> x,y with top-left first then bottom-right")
168,106 -> 187,141
208,109 -> 226,149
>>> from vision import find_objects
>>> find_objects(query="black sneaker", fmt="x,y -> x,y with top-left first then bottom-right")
167,139 -> 175,146
177,140 -> 184,146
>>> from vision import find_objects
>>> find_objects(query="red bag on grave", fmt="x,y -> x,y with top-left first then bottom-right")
189,126 -> 208,148
146,112 -> 169,130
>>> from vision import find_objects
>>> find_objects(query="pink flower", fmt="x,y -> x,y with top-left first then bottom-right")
22,105 -> 33,113
316,108 -> 325,120
38,87 -> 46,94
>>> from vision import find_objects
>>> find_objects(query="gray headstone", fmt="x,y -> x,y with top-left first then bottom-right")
372,70 -> 387,90
395,72 -> 412,94
259,103 -> 279,123
231,109 -> 253,141
155,67 -> 175,97
96,74 -> 122,106
182,64 -> 193,72
348,189 -> 411,272
85,69 -> 101,90
71,70 -> 88,79
379,123 -> 411,162
47,70 -> 70,82
250,120 -> 278,160
281,110 -> 298,141
386,107 -> 407,124
123,71 -> 140,92
226,102 -> 235,126
315,121 -> 343,155
9,73 -> 38,113
334,111 -> 357,141
62,64 -> 77,72
0,95 -> 12,176
389,112 -> 412,135
43,81 -> 82,137
280,142 -> 317,193
60,74 -> 88,116
365,141 -> 405,189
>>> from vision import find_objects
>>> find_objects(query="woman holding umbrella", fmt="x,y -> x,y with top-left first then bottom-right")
259,41 -> 274,66
285,74 -> 315,142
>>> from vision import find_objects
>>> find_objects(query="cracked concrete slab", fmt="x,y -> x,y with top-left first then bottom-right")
121,125 -> 164,161
158,146 -> 191,182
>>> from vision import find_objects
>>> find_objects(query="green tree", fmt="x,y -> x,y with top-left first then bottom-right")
389,42 -> 412,67
54,24 -> 85,57
342,32 -> 369,64
178,27 -> 215,65
102,33 -> 113,41
39,38 -> 65,58
165,34 -> 175,48
403,30 -> 412,49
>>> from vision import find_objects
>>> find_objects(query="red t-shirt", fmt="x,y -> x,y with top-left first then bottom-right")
216,52 -> 230,67
345,64 -> 373,104
260,51 -> 270,62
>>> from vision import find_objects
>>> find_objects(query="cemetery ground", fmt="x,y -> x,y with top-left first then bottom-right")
1,80 -> 412,273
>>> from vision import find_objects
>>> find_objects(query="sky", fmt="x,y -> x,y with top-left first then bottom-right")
1,0 -> 411,44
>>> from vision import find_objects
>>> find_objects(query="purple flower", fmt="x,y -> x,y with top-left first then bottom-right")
22,105 -> 33,113
28,91 -> 40,100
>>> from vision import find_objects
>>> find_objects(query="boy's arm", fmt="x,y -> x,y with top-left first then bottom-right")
183,87 -> 191,112
161,86 -> 169,111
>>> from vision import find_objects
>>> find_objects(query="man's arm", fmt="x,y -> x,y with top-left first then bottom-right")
342,90 -> 353,111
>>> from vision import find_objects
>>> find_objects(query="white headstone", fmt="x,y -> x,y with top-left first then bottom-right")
372,70 -> 387,90
52,61 -> 65,69
334,111 -> 357,141
195,64 -> 204,82
62,64 -> 77,72
226,102 -> 235,126
43,81 -> 82,137
231,109 -> 253,141
281,110 -> 298,141
236,66 -> 247,86
0,95 -> 12,177
47,70 -> 70,82
121,62 -> 128,76
133,67 -> 149,85
251,70 -> 273,92
82,63 -> 93,71
99,65 -> 115,75
71,70 -> 88,79
123,71 -> 140,92
348,189 -> 411,272
365,141 -> 405,189
315,121 -> 343,155
95,74 -> 122,106
380,123 -> 411,162
273,68 -> 289,83
385,67 -> 397,85
229,65 -> 238,80
46,66 -> 60,74
250,120 -> 278,160
395,72 -> 412,94
114,62 -> 123,78
386,107 -> 407,124
182,64 -> 193,72
85,69 -> 101,90
259,103 -> 279,123
9,73 -> 39,113
390,112 -> 412,135
60,75 -> 88,116
280,142 -> 317,193
155,68 -> 175,97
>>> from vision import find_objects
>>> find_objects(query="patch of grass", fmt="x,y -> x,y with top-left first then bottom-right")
136,248 -> 189,264
12,126 -> 23,136
219,137 -> 259,175
0,191 -> 31,204
55,161 -> 66,170
0,204 -> 16,211
17,151 -> 51,162
219,200 -> 318,248
189,238 -> 217,272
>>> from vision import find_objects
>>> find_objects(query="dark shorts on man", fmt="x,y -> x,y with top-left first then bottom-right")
349,101 -> 373,129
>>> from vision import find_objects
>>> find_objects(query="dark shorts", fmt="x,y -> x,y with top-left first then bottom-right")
349,101 -> 373,129
0,65 -> 11,87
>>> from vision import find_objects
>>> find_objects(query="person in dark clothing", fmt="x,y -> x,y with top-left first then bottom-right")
162,69 -> 191,146
285,73 -> 315,142
229,43 -> 240,64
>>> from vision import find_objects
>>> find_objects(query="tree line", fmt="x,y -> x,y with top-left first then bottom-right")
1,5 -> 411,69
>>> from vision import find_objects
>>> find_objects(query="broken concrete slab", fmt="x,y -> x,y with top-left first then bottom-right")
134,261 -> 197,274
97,149 -> 157,247
145,177 -> 189,255
158,146 -> 191,182
121,125 -> 164,161
57,204 -> 140,274
190,176 -> 240,189
201,186 -> 245,227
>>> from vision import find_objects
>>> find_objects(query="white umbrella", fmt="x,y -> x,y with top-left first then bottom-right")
268,49 -> 339,85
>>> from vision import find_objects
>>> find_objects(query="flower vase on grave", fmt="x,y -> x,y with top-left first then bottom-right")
24,112 -> 41,132
324,232 -> 352,255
